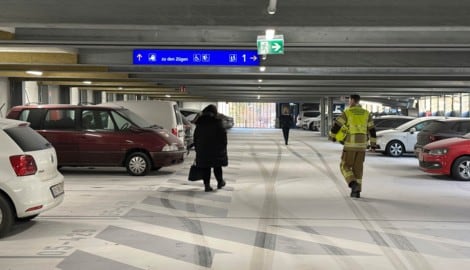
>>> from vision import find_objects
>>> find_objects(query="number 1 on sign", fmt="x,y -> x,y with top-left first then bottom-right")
242,54 -> 246,62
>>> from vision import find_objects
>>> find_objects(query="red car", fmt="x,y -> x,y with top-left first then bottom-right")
419,133 -> 470,180
7,104 -> 185,176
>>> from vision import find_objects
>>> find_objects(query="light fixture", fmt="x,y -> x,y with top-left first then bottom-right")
259,66 -> 266,72
258,79 -> 263,83
267,0 -> 277,15
82,80 -> 92,85
25,70 -> 43,76
257,95 -> 261,100
165,94 -> 171,98
265,29 -> 276,40
118,87 -> 123,90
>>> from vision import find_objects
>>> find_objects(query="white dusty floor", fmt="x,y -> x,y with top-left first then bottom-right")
1,128 -> 470,270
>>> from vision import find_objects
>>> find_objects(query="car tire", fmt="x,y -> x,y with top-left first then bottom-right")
125,152 -> 151,176
451,156 -> 470,181
386,140 -> 404,157
309,123 -> 316,131
0,195 -> 14,237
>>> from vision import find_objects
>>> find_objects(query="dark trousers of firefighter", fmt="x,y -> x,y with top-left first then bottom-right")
282,127 -> 290,145
340,150 -> 366,191
202,167 -> 223,187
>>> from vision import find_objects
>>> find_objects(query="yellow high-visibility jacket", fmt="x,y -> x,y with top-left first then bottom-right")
330,105 -> 376,151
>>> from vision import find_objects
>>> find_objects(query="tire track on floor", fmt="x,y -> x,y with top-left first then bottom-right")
294,141 -> 413,270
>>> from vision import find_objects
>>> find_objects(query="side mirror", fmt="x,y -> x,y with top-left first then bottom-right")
410,127 -> 416,134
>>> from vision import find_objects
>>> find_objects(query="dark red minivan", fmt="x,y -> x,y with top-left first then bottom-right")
7,104 -> 185,176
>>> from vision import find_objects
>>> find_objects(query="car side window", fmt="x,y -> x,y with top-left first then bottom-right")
43,109 -> 76,130
19,109 -> 44,129
81,110 -> 115,131
457,121 -> 470,133
110,111 -> 132,131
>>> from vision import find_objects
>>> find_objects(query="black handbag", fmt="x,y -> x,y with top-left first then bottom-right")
188,164 -> 205,181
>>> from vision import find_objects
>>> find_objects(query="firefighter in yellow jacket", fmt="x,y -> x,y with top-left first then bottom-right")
329,94 -> 377,198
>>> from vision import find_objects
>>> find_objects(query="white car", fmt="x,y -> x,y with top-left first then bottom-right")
375,116 -> 446,157
297,111 -> 321,129
0,118 -> 64,237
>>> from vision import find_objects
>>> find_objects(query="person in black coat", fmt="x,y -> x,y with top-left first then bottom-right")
194,104 -> 228,192
279,106 -> 294,145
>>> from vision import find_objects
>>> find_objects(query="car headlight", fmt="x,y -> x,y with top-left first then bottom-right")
428,148 -> 448,155
162,143 -> 178,151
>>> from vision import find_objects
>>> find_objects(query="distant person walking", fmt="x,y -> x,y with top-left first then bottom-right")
329,94 -> 377,198
194,104 -> 228,192
279,106 -> 294,145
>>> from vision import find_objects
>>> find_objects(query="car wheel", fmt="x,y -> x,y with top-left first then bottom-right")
386,140 -> 404,157
309,123 -> 316,131
125,152 -> 151,176
0,195 -> 14,237
452,156 -> 470,181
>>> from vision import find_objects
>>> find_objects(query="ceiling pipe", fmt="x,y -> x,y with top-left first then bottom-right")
267,0 -> 277,15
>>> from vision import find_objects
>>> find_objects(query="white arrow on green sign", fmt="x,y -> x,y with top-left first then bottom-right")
257,35 -> 284,55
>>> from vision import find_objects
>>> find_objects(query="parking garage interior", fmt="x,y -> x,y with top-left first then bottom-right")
1,1 -> 470,269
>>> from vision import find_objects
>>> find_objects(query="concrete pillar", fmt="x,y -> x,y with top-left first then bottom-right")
124,94 -> 128,101
23,81 -> 39,104
48,85 -> 60,104
87,90 -> 93,103
101,91 -> 107,103
70,87 -> 80,105
320,98 -> 327,136
0,77 -> 9,117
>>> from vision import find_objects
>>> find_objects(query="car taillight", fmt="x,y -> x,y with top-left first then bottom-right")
171,128 -> 178,136
9,155 -> 37,176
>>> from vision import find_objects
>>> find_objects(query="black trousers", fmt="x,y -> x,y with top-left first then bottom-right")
282,127 -> 290,144
202,166 -> 223,187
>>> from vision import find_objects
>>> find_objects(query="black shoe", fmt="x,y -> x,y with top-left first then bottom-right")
351,191 -> 361,198
205,186 -> 214,192
217,180 -> 226,189
349,181 -> 361,198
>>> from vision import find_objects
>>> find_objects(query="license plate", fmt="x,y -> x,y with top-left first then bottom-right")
50,182 -> 64,198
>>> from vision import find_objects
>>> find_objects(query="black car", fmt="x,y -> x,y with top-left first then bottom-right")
415,118 -> 470,155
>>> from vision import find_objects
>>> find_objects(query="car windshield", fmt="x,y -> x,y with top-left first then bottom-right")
304,111 -> 320,117
115,109 -> 152,128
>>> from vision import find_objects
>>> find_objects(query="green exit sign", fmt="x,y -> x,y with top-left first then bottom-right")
257,35 -> 284,55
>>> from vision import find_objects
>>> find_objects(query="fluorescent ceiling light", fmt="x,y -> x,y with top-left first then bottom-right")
118,87 -> 123,90
259,66 -> 266,72
82,80 -> 92,85
267,0 -> 277,15
25,70 -> 43,76
265,29 -> 276,40
257,95 -> 261,100
165,94 -> 171,98
258,79 -> 263,83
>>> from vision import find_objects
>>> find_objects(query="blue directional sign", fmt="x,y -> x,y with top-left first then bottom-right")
133,49 -> 260,66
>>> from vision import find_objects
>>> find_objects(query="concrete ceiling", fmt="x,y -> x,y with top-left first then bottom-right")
1,0 -> 470,106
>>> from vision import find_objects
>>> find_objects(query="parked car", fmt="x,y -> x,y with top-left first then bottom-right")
415,118 -> 470,156
180,108 -> 234,129
296,110 -> 321,128
375,116 -> 445,157
7,104 -> 185,176
373,115 -> 416,131
0,118 -> 64,236
304,112 -> 342,131
179,112 -> 195,149
419,133 -> 470,180
101,100 -> 186,145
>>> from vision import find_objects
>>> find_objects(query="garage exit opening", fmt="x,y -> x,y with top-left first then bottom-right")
218,102 -> 276,128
